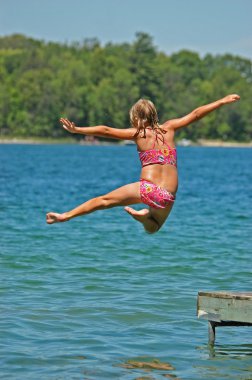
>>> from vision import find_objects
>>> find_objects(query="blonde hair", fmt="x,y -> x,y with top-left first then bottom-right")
130,99 -> 166,142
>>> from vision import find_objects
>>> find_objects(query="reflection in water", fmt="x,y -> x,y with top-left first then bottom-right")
208,343 -> 252,358
195,344 -> 252,380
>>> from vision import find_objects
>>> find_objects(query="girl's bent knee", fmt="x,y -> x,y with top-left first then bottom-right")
144,224 -> 160,234
145,229 -> 157,234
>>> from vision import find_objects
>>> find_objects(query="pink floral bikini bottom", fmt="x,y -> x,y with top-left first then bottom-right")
140,179 -> 176,209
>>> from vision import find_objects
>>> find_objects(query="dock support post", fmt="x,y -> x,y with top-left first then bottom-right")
208,321 -> 216,345
198,291 -> 252,345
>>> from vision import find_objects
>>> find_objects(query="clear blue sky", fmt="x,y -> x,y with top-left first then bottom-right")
0,0 -> 252,59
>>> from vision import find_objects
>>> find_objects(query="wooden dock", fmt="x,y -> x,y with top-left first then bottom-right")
197,291 -> 252,345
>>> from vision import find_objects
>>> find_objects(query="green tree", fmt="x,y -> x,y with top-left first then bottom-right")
0,33 -> 251,141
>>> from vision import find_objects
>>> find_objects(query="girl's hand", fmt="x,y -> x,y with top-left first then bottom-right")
222,94 -> 240,104
60,118 -> 78,133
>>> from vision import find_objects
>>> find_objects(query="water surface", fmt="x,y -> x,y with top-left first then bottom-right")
1,145 -> 252,379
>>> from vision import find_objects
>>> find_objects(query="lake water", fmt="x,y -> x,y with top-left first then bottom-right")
1,144 -> 251,380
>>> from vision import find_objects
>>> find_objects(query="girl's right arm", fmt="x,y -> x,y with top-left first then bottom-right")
164,94 -> 240,130
59,118 -> 137,140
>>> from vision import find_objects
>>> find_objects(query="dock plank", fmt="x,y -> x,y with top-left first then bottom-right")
198,291 -> 252,323
197,291 -> 252,344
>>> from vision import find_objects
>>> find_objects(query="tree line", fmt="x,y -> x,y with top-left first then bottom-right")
0,33 -> 251,141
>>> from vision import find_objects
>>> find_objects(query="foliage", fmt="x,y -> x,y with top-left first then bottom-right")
0,33 -> 251,141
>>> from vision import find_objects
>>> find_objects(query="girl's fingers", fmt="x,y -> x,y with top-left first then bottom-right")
231,94 -> 240,101
66,120 -> 74,127
60,122 -> 68,129
59,118 -> 76,132
60,119 -> 68,126
60,118 -> 70,125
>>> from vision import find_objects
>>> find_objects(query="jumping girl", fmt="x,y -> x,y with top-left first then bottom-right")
46,94 -> 240,233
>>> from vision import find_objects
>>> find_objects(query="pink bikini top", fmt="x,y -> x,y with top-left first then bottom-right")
138,140 -> 177,168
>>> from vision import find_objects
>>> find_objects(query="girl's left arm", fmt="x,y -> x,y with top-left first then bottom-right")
164,94 -> 240,131
60,118 -> 136,140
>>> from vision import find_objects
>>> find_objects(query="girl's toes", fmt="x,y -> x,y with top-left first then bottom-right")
46,212 -> 69,224
46,212 -> 60,224
124,206 -> 137,215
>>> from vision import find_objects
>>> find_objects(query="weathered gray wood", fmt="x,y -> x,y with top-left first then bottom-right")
197,291 -> 252,345
197,291 -> 252,323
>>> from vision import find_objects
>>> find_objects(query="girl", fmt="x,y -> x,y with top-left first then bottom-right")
46,94 -> 240,233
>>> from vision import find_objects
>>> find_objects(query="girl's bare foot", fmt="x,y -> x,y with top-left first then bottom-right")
124,206 -> 160,234
124,206 -> 150,224
46,212 -> 69,224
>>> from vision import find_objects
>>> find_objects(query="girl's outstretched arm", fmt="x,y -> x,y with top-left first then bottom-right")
59,118 -> 137,140
165,94 -> 240,130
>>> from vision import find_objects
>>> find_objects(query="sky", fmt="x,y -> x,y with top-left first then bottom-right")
0,0 -> 252,59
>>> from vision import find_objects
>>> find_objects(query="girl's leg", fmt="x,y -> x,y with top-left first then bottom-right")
46,182 -> 141,224
124,203 -> 174,234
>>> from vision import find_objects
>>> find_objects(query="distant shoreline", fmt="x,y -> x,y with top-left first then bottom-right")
192,139 -> 252,148
0,137 -> 77,145
0,137 -> 252,148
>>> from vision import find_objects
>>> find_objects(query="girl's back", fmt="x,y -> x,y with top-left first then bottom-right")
135,125 -> 178,193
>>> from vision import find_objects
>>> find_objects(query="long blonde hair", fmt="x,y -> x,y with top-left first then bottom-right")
130,99 -> 166,143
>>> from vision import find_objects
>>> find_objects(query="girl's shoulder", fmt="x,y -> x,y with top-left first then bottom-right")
160,121 -> 173,131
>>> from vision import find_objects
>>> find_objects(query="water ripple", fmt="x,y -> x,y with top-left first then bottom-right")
1,145 -> 251,379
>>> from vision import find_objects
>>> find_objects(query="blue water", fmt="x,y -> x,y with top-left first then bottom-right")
1,144 -> 252,380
